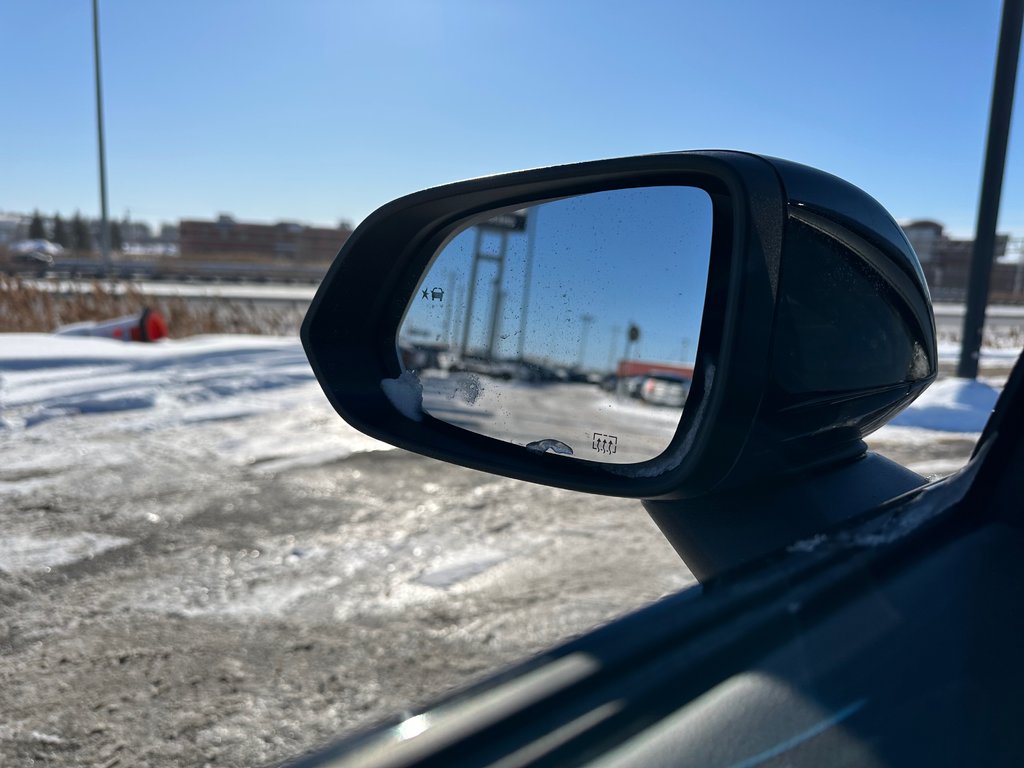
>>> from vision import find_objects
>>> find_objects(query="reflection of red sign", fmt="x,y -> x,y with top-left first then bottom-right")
616,360 -> 694,379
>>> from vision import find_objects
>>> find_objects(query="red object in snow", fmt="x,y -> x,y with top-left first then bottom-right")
55,308 -> 169,342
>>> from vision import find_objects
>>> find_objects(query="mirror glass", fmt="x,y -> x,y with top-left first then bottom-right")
396,186 -> 713,464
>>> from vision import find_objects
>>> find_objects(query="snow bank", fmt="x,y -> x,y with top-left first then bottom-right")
0,333 -> 1007,501
937,342 -> 1021,367
0,334 -> 313,428
891,378 -> 1000,433
0,333 -> 392,485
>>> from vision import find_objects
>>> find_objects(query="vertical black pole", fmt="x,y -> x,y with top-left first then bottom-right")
460,228 -> 484,359
485,232 -> 508,360
92,0 -> 112,271
516,208 -> 538,361
442,270 -> 455,347
958,0 -> 1023,378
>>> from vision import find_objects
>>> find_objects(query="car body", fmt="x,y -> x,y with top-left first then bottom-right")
639,372 -> 690,407
297,149 -> 1020,767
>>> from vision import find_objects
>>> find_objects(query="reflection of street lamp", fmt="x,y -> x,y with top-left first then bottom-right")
625,323 -> 640,361
487,288 -> 505,360
578,313 -> 595,368
461,212 -> 524,361
517,207 -> 538,361
442,271 -> 456,348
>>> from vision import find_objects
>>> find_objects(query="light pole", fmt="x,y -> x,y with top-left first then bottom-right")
958,0 -> 1022,378
516,207 -> 538,361
92,0 -> 112,271
442,271 -> 456,348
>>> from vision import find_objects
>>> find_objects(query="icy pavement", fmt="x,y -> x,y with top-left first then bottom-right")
0,335 -> 691,767
0,334 -> 389,484
417,371 -> 684,464
0,333 -> 1017,766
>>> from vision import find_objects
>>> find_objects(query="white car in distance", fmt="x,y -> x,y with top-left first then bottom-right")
640,373 -> 691,408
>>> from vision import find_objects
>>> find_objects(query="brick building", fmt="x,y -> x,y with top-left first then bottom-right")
901,220 -> 1023,302
179,215 -> 351,262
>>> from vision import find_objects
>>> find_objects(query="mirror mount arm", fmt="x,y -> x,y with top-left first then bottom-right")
643,452 -> 927,582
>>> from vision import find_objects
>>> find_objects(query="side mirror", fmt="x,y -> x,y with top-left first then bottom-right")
396,185 -> 713,466
303,152 -> 936,578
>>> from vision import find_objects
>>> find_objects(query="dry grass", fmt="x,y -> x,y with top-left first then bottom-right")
0,276 -> 305,337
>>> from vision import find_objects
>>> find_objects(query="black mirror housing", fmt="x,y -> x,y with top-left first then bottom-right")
302,151 -> 935,501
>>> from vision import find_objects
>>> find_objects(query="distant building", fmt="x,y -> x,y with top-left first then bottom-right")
178,215 -> 351,262
901,220 -> 945,262
900,220 -> 1021,302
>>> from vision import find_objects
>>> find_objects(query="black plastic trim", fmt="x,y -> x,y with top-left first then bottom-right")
303,151 -> 935,504
303,151 -> 784,499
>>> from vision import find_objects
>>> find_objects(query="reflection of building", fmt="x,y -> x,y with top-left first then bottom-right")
616,360 -> 694,380
901,220 -> 1022,302
179,215 -> 352,261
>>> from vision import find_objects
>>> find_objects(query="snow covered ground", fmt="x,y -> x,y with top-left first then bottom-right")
2,332 -> 1004,492
0,328 -> 1012,565
866,343 -> 1008,478
0,334 -> 693,766
0,334 -> 385,468
0,332 -> 1017,766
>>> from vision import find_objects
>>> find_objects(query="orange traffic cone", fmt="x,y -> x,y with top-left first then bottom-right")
55,308 -> 168,342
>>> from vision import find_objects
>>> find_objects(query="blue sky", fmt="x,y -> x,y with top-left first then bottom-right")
400,186 -> 713,370
2,0 -> 1021,237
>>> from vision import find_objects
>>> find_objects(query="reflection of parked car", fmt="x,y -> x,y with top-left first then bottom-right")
398,342 -> 446,371
455,356 -> 521,381
622,375 -> 646,398
640,373 -> 691,407
515,361 -> 560,382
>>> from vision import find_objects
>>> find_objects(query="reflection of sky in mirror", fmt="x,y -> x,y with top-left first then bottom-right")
401,186 -> 713,372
